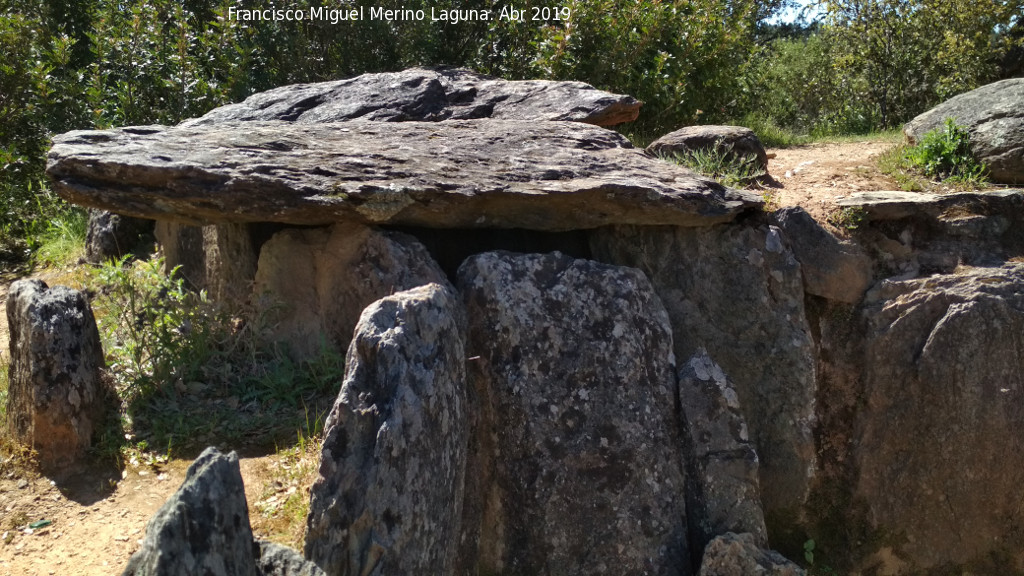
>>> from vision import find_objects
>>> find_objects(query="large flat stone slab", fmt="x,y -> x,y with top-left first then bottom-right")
184,67 -> 641,127
47,120 -> 760,230
836,189 -> 1024,221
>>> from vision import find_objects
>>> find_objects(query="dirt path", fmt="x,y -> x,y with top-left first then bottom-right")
766,138 -> 903,223
0,138 -> 911,573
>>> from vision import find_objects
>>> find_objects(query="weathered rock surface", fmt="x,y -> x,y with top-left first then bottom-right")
255,541 -> 326,576
457,251 -> 689,575
851,263 -> 1024,571
679,350 -> 768,552
591,225 -> 817,528
185,67 -> 640,127
836,189 -> 1024,221
122,447 -> 256,576
47,120 -> 761,230
6,279 -> 107,471
305,283 -> 467,576
836,190 -> 1024,278
698,532 -> 805,576
155,221 -> 258,301
904,78 -> 1024,184
84,209 -> 154,263
772,206 -> 872,303
647,125 -> 769,172
252,223 -> 449,360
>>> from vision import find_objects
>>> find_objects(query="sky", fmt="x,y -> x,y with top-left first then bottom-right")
767,0 -> 824,25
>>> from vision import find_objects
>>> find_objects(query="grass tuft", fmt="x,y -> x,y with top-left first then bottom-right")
878,120 -> 989,193
658,147 -> 767,189
905,118 -> 988,187
34,208 -> 89,268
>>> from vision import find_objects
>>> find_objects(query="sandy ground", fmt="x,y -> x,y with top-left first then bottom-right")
767,139 -> 902,223
0,138 -> 914,573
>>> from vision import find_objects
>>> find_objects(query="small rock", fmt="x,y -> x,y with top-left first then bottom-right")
647,125 -> 769,172
698,532 -> 805,575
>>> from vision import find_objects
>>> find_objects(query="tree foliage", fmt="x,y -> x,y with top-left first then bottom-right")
818,0 -> 1022,128
0,0 -> 1020,255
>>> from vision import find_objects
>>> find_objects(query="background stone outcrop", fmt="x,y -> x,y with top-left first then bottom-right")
904,78 -> 1024,184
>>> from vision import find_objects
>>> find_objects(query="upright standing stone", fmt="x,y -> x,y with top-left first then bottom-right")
84,209 -> 154,263
122,447 -> 256,576
852,264 -> 1024,571
154,221 -> 258,303
679,350 -> 768,551
457,251 -> 689,575
592,224 -> 817,529
6,279 -> 107,471
305,283 -> 467,576
252,223 -> 448,361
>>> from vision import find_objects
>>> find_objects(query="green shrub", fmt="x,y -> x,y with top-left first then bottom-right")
90,255 -> 344,454
905,118 -> 987,184
740,113 -> 812,148
829,206 -> 868,231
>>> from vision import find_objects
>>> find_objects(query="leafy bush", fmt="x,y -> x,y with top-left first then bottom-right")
523,0 -> 773,132
819,0 -> 1021,129
905,118 -> 987,184
740,113 -> 812,148
90,255 -> 344,454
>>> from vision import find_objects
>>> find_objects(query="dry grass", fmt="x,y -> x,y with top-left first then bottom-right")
249,431 -> 323,549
